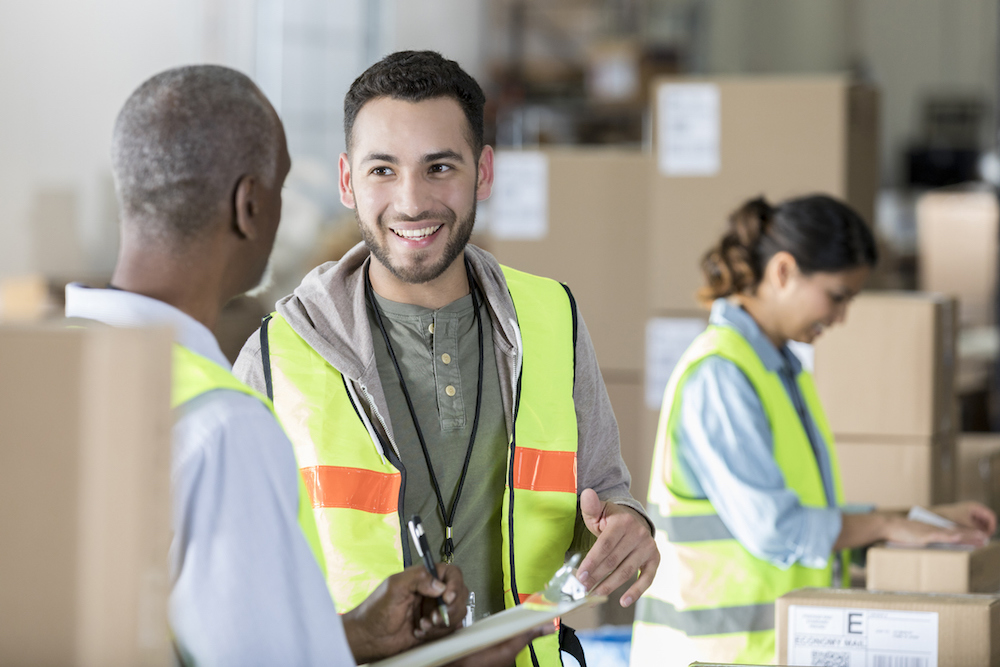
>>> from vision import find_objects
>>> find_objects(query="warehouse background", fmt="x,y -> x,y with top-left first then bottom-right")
1,0 -> 997,283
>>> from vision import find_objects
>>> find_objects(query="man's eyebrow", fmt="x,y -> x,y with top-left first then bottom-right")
362,152 -> 398,164
424,150 -> 464,164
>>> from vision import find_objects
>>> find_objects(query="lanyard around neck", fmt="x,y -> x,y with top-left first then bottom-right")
364,258 -> 485,563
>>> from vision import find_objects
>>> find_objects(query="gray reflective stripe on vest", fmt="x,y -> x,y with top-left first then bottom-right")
635,597 -> 775,636
649,506 -> 734,542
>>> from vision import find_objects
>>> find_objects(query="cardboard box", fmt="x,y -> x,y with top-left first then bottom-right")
835,434 -> 955,507
0,323 -> 173,666
957,433 -> 1000,508
777,588 -> 1000,666
606,379 -> 652,508
866,542 -> 1000,594
487,148 -> 653,373
917,186 -> 999,328
648,77 -> 879,312
814,292 -> 957,438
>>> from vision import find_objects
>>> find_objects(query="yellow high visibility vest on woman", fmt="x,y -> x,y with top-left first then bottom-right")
630,324 -> 849,666
171,344 -> 328,578
261,266 -> 578,667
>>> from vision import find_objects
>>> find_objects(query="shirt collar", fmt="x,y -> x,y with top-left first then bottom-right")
64,283 -> 231,371
708,298 -> 801,374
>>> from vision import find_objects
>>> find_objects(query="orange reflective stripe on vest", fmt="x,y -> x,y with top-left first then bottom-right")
301,465 -> 401,513
511,447 -> 578,493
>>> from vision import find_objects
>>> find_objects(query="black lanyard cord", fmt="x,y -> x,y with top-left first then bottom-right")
365,258 -> 485,562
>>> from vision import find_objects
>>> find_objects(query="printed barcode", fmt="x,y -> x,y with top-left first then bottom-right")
811,651 -> 849,667
871,656 -> 929,667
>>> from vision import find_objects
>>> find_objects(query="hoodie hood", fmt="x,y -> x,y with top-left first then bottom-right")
276,241 -> 520,384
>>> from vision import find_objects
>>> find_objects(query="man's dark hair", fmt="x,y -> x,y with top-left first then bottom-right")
344,51 -> 486,157
111,65 -> 281,244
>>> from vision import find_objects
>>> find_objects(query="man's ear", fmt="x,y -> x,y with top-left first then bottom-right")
339,153 -> 356,209
475,145 -> 495,202
233,174 -> 259,240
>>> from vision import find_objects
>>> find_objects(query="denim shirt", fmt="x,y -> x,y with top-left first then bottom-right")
672,299 -> 842,569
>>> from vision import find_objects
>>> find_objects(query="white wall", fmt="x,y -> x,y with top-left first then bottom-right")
0,0 -> 210,279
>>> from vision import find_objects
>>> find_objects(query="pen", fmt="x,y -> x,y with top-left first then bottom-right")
407,515 -> 451,627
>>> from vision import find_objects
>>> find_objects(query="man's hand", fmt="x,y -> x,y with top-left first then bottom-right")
576,488 -> 659,607
930,501 -> 998,535
342,563 -> 468,664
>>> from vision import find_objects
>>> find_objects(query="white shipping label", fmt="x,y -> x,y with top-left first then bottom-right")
489,152 -> 549,240
787,605 -> 938,667
645,318 -> 707,410
657,83 -> 720,176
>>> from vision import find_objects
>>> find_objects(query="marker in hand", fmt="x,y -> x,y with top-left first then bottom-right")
408,515 -> 450,627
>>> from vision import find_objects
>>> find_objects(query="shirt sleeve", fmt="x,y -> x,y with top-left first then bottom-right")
676,356 -> 842,569
571,310 -> 654,552
170,391 -> 355,667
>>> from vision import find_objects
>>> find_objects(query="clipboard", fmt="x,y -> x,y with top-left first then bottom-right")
368,555 -> 605,667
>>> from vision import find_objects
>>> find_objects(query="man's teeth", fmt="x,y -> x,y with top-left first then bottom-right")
392,225 -> 441,240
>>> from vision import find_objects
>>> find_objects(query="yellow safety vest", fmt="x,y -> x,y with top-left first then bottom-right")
631,324 -> 849,666
171,344 -> 327,579
261,266 -> 578,667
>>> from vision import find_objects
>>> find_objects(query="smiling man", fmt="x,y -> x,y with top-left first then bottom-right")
234,50 -> 658,667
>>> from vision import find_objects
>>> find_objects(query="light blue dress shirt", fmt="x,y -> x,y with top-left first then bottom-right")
65,284 -> 356,667
672,299 -> 843,570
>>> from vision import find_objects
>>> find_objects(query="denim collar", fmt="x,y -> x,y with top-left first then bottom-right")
708,298 -> 801,375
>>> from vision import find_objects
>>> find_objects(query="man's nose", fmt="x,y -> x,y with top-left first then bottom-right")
393,171 -> 433,218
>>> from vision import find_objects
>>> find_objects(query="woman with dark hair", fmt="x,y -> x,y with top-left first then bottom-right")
629,194 -> 996,667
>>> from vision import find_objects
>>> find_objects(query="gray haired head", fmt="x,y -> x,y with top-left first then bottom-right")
111,65 -> 281,244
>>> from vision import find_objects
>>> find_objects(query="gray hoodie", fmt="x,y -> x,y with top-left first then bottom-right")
233,242 -> 652,551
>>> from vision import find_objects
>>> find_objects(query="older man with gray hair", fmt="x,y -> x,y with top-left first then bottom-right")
66,64 -> 546,666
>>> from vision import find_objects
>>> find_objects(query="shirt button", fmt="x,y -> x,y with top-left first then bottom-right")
441,353 -> 451,364
445,385 -> 456,397
428,322 -> 435,334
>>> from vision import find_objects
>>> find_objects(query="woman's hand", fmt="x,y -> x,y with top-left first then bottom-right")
836,509 -> 992,550
928,501 -> 997,535
882,513 -> 989,548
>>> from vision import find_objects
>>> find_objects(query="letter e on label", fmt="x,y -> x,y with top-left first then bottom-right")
848,612 -> 865,634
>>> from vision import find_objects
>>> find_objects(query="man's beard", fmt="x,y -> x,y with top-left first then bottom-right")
358,204 -> 476,285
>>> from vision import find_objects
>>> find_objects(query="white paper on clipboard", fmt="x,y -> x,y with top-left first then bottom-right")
367,595 -> 603,667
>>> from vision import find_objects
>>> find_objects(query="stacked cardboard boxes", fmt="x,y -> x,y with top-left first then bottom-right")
0,323 -> 173,666
813,292 -> 958,507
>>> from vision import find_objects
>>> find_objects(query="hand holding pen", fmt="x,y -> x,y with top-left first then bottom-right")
408,515 -> 451,627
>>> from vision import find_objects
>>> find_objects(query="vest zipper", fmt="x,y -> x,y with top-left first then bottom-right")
360,383 -> 401,461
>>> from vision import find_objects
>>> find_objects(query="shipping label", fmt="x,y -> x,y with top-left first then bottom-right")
787,605 -> 938,667
487,152 -> 549,240
657,82 -> 720,176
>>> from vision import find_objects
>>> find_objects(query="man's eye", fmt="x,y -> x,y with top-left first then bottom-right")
371,166 -> 393,176
429,164 -> 451,173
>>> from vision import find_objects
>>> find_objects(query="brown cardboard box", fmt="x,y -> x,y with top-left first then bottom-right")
0,323 -> 173,666
606,379 -> 653,508
835,434 -> 955,507
813,292 -> 957,438
917,186 -> 999,328
777,588 -> 1000,666
866,542 -> 1000,594
957,433 -> 1000,508
648,77 -> 879,312
487,148 -> 652,373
